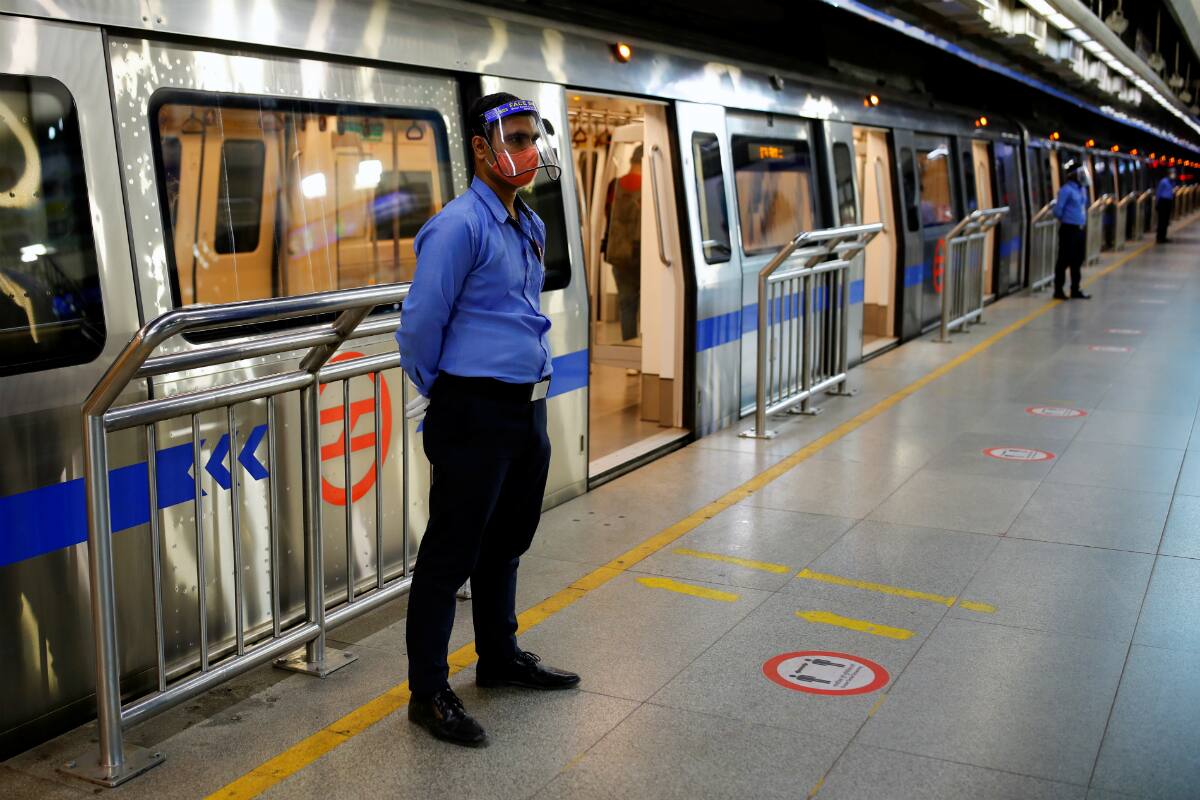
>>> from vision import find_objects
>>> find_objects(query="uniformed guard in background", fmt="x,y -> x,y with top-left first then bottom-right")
1156,168 -> 1176,243
1052,159 -> 1091,301
396,93 -> 580,748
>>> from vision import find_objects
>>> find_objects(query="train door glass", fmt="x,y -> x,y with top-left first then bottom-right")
566,92 -> 687,474
1049,149 -> 1061,195
0,73 -> 105,375
992,141 -> 1022,290
913,134 -> 957,326
971,140 -> 995,297
852,126 -> 897,355
152,95 -> 454,308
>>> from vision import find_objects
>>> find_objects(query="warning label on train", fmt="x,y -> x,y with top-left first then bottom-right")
1025,406 -> 1087,418
763,651 -> 889,696
983,447 -> 1055,462
319,351 -> 393,506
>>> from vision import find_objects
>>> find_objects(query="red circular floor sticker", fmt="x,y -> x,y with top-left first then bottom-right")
763,651 -> 889,696
1025,406 -> 1087,418
983,446 -> 1055,462
1106,328 -> 1141,335
1089,345 -> 1132,353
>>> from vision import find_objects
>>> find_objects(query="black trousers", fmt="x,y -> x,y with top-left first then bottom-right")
1054,223 -> 1085,295
406,379 -> 551,698
1157,198 -> 1174,242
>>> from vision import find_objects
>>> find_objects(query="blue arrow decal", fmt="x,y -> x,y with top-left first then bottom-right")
205,434 -> 232,490
238,425 -> 269,480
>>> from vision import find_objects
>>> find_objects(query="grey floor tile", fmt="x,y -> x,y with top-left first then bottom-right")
923,432 -> 1073,481
512,571 -> 772,702
780,519 -> 997,612
529,703 -> 843,800
1133,556 -> 1200,653
868,470 -> 1040,535
811,424 -> 955,470
859,618 -> 1128,786
1096,385 -> 1200,416
648,592 -> 938,741
261,683 -> 639,800
1073,409 -> 1194,450
0,767 -> 92,800
742,458 -> 915,520
631,505 -> 854,591
1045,441 -> 1184,494
1091,645 -> 1200,799
1158,495 -> 1200,559
1008,482 -> 1171,553
817,744 -> 1086,800
949,538 -> 1154,642
1175,452 -> 1200,495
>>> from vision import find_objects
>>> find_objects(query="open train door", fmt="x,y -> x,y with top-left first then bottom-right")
820,121 -> 865,365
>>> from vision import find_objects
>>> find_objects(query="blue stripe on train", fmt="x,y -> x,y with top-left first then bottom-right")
698,279 -> 865,350
0,348 -> 589,569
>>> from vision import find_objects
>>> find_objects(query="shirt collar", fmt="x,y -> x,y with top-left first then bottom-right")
470,176 -> 532,225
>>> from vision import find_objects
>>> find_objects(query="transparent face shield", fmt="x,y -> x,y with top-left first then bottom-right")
480,99 -> 562,181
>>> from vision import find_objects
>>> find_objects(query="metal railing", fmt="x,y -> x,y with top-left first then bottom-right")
1085,194 -> 1110,265
937,206 -> 1008,342
66,284 -> 412,786
1114,192 -> 1136,250
740,221 -> 883,439
1028,201 -> 1058,292
1135,189 -> 1154,238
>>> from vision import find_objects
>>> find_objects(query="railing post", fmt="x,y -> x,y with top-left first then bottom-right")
751,264 -> 773,438
938,235 -> 954,343
798,271 -> 817,415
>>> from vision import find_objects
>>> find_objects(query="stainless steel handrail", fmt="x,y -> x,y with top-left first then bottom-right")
938,206 -> 1008,342
1028,201 -> 1058,292
1085,194 -> 1110,265
740,221 -> 882,439
1135,189 -> 1154,239
649,144 -> 673,268
1114,192 -> 1136,251
73,283 -> 411,786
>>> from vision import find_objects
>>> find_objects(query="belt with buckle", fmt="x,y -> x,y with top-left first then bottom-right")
434,373 -> 551,403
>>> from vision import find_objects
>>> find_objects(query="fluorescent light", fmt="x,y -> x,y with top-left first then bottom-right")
1065,28 -> 1090,42
1082,40 -> 1105,54
301,173 -> 327,199
354,159 -> 383,190
20,243 -> 47,258
1047,13 -> 1075,30
1022,0 -> 1055,16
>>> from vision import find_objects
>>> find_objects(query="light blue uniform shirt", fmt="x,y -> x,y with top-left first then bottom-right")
1157,176 -> 1175,200
1053,180 -> 1087,227
397,177 -> 552,398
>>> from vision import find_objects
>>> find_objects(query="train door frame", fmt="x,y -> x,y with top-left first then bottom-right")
675,102 -> 742,436
725,111 -> 822,415
850,124 -> 900,357
819,121 -> 867,365
990,136 -> 1026,295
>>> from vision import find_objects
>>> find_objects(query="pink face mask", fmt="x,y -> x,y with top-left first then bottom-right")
490,146 -> 539,187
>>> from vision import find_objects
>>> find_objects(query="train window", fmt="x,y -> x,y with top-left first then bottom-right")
914,138 -> 954,226
832,143 -> 857,224
961,150 -> 978,213
690,132 -> 731,264
214,140 -> 266,254
1118,160 -> 1132,196
899,147 -> 919,231
150,92 -> 453,307
732,135 -> 816,256
0,73 -> 104,377
515,160 -> 571,291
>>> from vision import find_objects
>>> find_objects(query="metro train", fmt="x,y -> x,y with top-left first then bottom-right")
0,0 -> 1186,755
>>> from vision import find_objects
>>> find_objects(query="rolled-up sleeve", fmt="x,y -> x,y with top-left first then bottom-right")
396,210 -> 478,397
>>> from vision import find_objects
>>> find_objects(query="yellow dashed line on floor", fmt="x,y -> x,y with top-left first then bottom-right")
209,240 -> 1156,799
796,610 -> 915,640
796,568 -> 956,606
672,547 -> 793,573
956,599 -> 997,614
636,575 -> 741,602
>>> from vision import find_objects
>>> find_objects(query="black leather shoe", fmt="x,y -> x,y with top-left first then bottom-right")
408,687 -> 487,747
1071,291 -> 1092,299
477,651 -> 581,690
1052,292 -> 1069,300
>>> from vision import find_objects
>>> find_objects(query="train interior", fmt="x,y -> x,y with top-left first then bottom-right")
568,92 -> 688,476
852,125 -> 898,355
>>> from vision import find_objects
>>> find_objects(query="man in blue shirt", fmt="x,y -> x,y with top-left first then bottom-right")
1156,168 -> 1176,243
396,93 -> 579,747
1052,158 -> 1091,300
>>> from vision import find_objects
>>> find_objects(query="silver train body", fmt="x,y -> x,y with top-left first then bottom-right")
0,0 -> 1157,753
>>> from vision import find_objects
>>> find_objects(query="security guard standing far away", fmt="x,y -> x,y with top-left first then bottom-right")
1052,159 -> 1091,301
1156,168 -> 1176,243
395,93 -> 580,748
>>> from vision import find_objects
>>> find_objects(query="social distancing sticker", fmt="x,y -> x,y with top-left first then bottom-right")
1106,328 -> 1141,335
1089,345 -> 1133,353
763,651 -> 889,696
1025,406 -> 1087,418
983,446 -> 1055,462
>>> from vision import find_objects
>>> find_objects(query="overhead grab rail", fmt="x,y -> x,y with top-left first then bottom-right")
1028,200 -> 1058,293
1084,194 -> 1110,265
1114,192 -> 1137,251
937,206 -> 1008,343
69,283 -> 412,787
741,221 -> 883,440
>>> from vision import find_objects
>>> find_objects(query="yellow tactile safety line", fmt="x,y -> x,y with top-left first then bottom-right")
636,575 -> 741,602
208,236 -> 1159,800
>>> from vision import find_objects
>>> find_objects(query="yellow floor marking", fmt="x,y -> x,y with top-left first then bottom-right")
636,575 -> 741,602
867,693 -> 888,718
796,610 -> 915,640
796,568 -> 956,606
210,240 -> 1160,799
673,547 -> 792,573
807,776 -> 826,798
957,599 -> 997,613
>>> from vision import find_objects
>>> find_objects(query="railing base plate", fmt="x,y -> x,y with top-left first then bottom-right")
788,406 -> 822,416
60,744 -> 165,787
275,647 -> 358,677
739,428 -> 778,439
826,387 -> 858,397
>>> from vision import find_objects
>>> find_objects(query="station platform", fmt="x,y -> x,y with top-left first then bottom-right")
6,227 -> 1200,800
